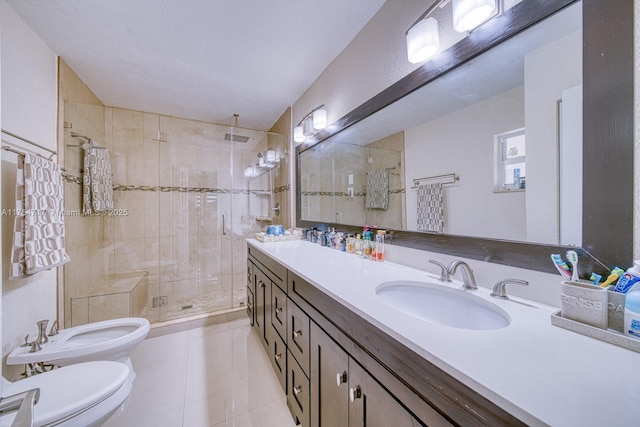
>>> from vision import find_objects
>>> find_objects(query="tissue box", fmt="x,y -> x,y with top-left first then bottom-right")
560,281 -> 608,329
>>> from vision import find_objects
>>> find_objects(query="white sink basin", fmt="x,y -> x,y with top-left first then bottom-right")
376,281 -> 511,330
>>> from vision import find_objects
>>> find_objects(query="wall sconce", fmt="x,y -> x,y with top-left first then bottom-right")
294,104 -> 328,143
452,0 -> 497,32
406,0 -> 500,64
406,17 -> 440,64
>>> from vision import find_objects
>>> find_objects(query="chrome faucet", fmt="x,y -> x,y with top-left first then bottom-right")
447,260 -> 478,290
36,320 -> 49,346
428,259 -> 452,282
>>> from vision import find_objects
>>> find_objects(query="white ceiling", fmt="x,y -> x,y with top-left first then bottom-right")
6,0 -> 386,131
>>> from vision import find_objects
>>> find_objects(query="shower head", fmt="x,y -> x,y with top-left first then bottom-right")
224,133 -> 250,143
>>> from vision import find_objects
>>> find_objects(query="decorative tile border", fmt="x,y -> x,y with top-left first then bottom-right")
301,188 -> 405,197
63,172 -> 288,195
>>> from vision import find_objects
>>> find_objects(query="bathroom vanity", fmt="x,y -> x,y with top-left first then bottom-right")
247,239 -> 640,426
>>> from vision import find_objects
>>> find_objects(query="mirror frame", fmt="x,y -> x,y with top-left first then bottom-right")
296,0 -> 633,276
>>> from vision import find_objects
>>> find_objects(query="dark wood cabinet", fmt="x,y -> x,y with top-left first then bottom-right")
310,321 -> 349,427
347,359 -> 422,427
249,245 -> 522,427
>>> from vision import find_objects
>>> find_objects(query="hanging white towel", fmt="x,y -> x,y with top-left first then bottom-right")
83,142 -> 114,215
366,169 -> 389,210
416,183 -> 444,233
10,153 -> 70,280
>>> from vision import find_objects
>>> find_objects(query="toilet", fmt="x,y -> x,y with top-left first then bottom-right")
7,317 -> 150,381
0,361 -> 131,427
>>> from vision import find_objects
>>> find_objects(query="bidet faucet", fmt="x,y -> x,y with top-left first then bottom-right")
36,320 -> 49,346
447,260 -> 478,290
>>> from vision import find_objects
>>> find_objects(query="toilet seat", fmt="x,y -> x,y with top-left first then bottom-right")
1,361 -> 131,426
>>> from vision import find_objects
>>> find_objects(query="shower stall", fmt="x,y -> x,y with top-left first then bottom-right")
61,102 -> 284,327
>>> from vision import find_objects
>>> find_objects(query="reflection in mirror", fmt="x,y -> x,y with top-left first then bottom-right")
299,2 -> 582,246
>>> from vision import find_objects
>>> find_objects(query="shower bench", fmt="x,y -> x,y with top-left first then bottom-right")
70,271 -> 149,326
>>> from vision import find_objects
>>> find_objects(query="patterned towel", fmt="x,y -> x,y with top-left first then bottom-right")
366,169 -> 389,210
416,183 -> 444,233
10,153 -> 70,280
83,143 -> 114,215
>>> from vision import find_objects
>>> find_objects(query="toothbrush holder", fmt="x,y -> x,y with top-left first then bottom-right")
560,281 -> 608,329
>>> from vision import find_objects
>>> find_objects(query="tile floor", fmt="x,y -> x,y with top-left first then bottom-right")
104,318 -> 296,427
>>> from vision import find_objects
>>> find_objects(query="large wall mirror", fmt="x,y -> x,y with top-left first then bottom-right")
296,0 -> 633,275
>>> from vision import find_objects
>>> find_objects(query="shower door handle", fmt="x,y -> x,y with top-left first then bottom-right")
222,214 -> 227,236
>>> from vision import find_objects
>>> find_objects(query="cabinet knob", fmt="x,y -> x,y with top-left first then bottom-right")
276,307 -> 283,314
349,385 -> 362,402
259,281 -> 265,288
275,353 -> 282,362
336,371 -> 347,386
293,329 -> 303,338
293,385 -> 303,396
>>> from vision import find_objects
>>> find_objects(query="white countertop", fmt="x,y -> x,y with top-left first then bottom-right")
249,239 -> 640,427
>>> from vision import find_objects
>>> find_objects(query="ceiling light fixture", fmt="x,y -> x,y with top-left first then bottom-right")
294,104 -> 328,143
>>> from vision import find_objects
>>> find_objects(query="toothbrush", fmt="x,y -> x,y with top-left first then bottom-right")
551,254 -> 572,280
599,267 -> 625,288
566,250 -> 579,282
590,273 -> 602,286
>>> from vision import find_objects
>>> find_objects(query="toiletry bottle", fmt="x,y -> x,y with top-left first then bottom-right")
362,231 -> 373,259
346,235 -> 355,254
624,288 -> 640,339
375,230 -> 386,261
339,233 -> 346,251
329,228 -> 336,248
354,234 -> 363,256
614,260 -> 640,293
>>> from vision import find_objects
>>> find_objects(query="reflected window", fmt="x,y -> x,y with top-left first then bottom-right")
495,128 -> 526,191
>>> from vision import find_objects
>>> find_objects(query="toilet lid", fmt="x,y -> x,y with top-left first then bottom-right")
1,361 -> 129,426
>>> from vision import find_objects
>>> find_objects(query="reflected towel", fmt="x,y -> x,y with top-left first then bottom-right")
83,143 -> 114,215
416,183 -> 444,233
10,153 -> 70,280
366,169 -> 389,210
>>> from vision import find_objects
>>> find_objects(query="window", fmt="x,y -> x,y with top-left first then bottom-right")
494,128 -> 526,192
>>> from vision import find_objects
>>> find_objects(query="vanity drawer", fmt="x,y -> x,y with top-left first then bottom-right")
287,350 -> 310,427
287,298 -> 310,376
271,282 -> 287,341
270,329 -> 287,392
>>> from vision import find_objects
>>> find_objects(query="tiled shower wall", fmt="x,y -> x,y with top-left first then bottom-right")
63,102 -> 286,325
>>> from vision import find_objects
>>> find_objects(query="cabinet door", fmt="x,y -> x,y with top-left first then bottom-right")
310,322 -> 349,427
254,268 -> 272,350
348,359 -> 421,427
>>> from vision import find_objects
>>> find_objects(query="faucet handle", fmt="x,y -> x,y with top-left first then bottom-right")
491,279 -> 529,299
29,341 -> 42,353
20,334 -> 30,347
49,320 -> 59,336
428,260 -> 452,282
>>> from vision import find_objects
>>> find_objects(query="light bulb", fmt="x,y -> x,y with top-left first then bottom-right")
244,166 -> 254,177
312,108 -> 328,130
452,0 -> 496,33
293,126 -> 305,143
406,17 -> 440,64
303,117 -> 315,137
